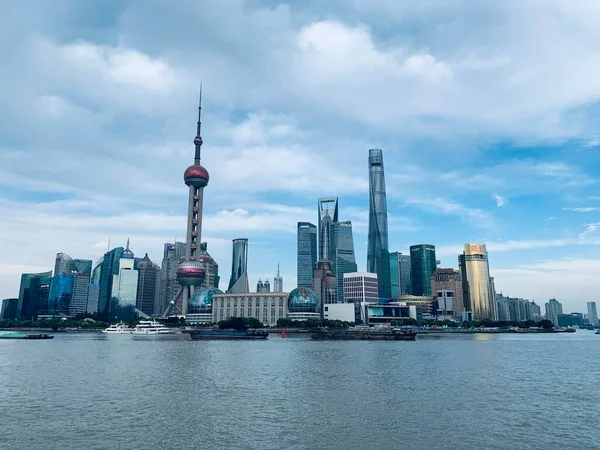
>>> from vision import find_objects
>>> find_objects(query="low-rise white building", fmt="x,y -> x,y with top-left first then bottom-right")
323,303 -> 355,323
211,293 -> 288,327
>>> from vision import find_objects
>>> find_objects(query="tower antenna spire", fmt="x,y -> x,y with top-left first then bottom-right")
194,83 -> 203,164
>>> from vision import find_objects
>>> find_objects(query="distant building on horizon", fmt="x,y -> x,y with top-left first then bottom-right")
459,244 -> 497,321
50,253 -> 91,316
297,222 -> 317,289
273,264 -> 283,292
257,279 -> 271,293
496,294 -> 540,322
410,244 -> 437,297
390,252 -> 411,297
545,298 -> 563,327
228,238 -> 249,293
367,149 -> 391,299
587,301 -> 598,327
96,246 -> 125,318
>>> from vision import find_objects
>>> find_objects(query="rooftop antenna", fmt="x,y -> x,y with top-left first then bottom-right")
126,238 -> 130,251
107,236 -> 111,252
194,83 -> 203,164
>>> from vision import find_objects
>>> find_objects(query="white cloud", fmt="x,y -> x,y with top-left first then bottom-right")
493,194 -> 505,207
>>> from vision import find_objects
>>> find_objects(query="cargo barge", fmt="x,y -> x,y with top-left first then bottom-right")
0,333 -> 54,340
189,330 -> 269,340
311,329 -> 417,341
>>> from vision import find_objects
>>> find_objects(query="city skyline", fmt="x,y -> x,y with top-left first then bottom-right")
3,1 -> 600,313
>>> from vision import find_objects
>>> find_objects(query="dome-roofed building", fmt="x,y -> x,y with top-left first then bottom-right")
188,286 -> 223,314
287,288 -> 321,321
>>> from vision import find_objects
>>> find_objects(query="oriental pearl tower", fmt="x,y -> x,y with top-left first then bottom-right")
162,87 -> 209,318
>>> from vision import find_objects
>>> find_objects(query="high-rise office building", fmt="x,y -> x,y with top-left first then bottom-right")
50,252 -> 91,316
49,274 -> 73,315
97,246 -> 124,318
544,298 -> 563,327
389,252 -> 411,297
367,149 -> 391,299
228,238 -> 249,293
273,264 -> 283,292
157,242 -> 186,316
318,197 -> 338,261
87,284 -> 100,314
431,268 -> 463,316
343,272 -> 379,323
17,271 -> 52,320
1,298 -> 18,320
162,90 -> 211,317
330,221 -> 357,301
297,222 -> 317,289
459,244 -> 496,321
199,242 -> 219,289
312,260 -> 338,314
586,302 -> 598,327
111,241 -> 139,321
410,244 -> 437,297
136,253 -> 159,316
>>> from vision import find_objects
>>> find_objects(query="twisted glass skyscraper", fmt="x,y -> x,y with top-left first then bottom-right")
367,149 -> 391,299
228,238 -> 249,293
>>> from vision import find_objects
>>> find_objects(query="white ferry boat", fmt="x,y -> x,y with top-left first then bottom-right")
102,322 -> 133,334
131,320 -> 179,335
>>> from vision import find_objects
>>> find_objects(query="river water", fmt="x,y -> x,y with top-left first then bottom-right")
0,331 -> 599,449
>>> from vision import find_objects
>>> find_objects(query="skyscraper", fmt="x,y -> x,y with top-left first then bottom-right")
17,271 -> 52,320
48,274 -> 73,315
389,252 -> 411,297
545,298 -> 563,327
273,264 -> 283,292
318,197 -> 338,261
97,246 -> 124,318
459,244 -> 496,321
297,222 -> 317,289
367,149 -> 391,299
587,301 -> 598,327
111,240 -> 139,321
410,245 -> 437,297
136,253 -> 159,316
330,221 -> 357,301
157,242 -> 186,315
313,260 -> 338,315
431,268 -> 463,316
228,238 -> 249,293
162,89 -> 211,317
50,252 -> 91,316
199,242 -> 219,289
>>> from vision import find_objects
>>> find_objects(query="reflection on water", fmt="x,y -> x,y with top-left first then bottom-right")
0,331 -> 599,450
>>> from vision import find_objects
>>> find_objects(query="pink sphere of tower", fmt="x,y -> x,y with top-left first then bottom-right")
184,164 -> 209,188
177,260 -> 206,286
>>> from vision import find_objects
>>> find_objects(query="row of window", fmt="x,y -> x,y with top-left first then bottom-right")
214,298 -> 285,308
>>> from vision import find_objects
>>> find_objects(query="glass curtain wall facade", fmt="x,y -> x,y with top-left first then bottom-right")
330,221 -> 357,301
97,247 -> 124,318
49,274 -> 73,315
297,222 -> 317,289
18,271 -> 52,320
228,238 -> 249,293
318,197 -> 338,261
410,244 -> 437,297
367,149 -> 391,299
136,254 -> 159,316
459,244 -> 497,321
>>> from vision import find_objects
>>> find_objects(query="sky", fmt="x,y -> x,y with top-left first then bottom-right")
2,0 -> 600,313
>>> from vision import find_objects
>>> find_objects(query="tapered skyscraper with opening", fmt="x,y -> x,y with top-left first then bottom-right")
162,87 -> 209,317
367,149 -> 391,299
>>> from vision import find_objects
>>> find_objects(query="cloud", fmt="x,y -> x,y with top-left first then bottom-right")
579,223 -> 600,239
493,194 -> 505,207
564,207 -> 600,212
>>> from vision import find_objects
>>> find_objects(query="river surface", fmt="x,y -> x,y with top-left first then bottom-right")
0,331 -> 599,449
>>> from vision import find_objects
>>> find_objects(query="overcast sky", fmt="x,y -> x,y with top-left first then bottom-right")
2,0 -> 600,313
